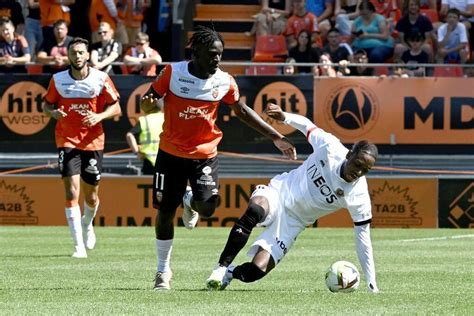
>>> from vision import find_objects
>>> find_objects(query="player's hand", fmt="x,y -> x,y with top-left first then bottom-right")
82,110 -> 102,127
264,103 -> 286,122
274,137 -> 297,160
52,106 -> 67,120
368,283 -> 380,293
140,93 -> 159,113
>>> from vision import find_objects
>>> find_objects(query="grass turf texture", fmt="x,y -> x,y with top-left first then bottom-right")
1,227 -> 473,315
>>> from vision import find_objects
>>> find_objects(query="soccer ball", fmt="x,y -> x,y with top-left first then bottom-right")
325,260 -> 360,293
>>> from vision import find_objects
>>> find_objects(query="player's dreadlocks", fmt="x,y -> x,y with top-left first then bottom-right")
188,25 -> 225,53
352,140 -> 378,160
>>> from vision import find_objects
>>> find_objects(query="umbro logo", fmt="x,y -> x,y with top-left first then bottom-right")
235,228 -> 243,234
320,160 -> 326,167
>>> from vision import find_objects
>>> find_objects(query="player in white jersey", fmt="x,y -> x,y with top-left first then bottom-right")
207,103 -> 380,293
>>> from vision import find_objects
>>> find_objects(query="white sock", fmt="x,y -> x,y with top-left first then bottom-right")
82,201 -> 99,227
156,239 -> 173,273
65,205 -> 84,248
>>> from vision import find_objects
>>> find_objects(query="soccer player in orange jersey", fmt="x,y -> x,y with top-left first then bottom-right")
42,37 -> 121,259
140,26 -> 297,290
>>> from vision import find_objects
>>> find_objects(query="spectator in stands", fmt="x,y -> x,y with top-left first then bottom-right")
123,31 -> 161,76
89,0 -> 126,45
117,0 -> 150,48
351,0 -> 394,63
286,0 -> 320,49
24,0 -> 42,59
323,27 -> 354,62
394,0 -> 435,62
436,8 -> 469,63
318,52 -> 339,75
306,0 -> 335,39
0,0 -> 25,34
347,48 -> 374,75
440,0 -> 473,24
463,58 -> 474,76
37,19 -> 73,73
0,18 -> 31,73
245,0 -> 292,37
39,0 -> 74,49
90,22 -> 122,74
287,29 -> 321,73
394,30 -> 429,76
125,99 -> 164,175
334,0 -> 361,35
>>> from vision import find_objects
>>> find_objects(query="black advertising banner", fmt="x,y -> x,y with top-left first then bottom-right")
0,74 -> 314,154
438,179 -> 474,228
219,75 -> 314,154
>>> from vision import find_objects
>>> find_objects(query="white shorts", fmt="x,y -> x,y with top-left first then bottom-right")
248,184 -> 306,265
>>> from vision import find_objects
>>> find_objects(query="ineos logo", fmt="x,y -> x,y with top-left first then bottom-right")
325,83 -> 378,136
0,81 -> 50,135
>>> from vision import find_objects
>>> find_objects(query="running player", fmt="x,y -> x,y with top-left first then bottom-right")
42,37 -> 121,259
140,26 -> 297,290
206,103 -> 380,293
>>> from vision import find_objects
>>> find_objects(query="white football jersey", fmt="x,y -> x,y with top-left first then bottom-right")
270,127 -> 372,226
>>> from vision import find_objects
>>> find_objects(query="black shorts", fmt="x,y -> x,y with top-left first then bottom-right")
152,149 -> 219,210
58,148 -> 103,185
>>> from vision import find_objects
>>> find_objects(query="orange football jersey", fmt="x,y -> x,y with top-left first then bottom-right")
150,61 -> 240,159
43,68 -> 120,150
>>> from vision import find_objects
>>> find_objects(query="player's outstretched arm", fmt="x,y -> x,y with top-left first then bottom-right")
230,100 -> 296,160
265,103 -> 317,136
353,223 -> 379,293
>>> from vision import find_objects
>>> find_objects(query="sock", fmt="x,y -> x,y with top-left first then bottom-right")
218,203 -> 265,266
65,205 -> 84,248
156,239 -> 173,273
82,201 -> 99,227
218,224 -> 251,267
232,262 -> 267,283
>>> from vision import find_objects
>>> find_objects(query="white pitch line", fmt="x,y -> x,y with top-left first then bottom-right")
399,234 -> 474,242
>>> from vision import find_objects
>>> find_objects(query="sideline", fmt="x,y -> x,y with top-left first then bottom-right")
399,234 -> 474,242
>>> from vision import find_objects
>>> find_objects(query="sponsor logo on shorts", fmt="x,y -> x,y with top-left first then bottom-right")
85,159 -> 99,174
197,166 -> 215,186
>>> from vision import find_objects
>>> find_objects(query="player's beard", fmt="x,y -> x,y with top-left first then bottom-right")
71,61 -> 86,71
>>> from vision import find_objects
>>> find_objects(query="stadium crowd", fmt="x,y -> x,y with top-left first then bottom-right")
0,0 -> 169,74
0,0 -> 473,77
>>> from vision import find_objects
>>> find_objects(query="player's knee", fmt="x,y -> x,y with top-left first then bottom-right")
193,195 -> 219,218
233,262 -> 267,283
236,202 -> 266,232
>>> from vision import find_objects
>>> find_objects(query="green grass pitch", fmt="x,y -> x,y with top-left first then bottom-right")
1,227 -> 473,315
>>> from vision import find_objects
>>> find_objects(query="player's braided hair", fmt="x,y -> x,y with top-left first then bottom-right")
188,25 -> 225,53
352,140 -> 378,160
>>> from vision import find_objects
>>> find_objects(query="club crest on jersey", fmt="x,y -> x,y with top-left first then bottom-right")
336,188 -> 344,197
212,88 -> 219,99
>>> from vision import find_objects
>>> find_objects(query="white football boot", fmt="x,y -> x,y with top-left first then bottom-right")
154,270 -> 173,290
206,264 -> 234,291
71,245 -> 87,259
182,186 -> 199,229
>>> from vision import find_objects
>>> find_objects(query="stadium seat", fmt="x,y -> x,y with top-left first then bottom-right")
420,9 -> 439,23
245,65 -> 280,75
252,35 -> 288,62
433,66 -> 463,77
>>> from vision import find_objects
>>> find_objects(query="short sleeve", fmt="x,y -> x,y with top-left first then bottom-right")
43,77 -> 60,104
101,75 -> 120,105
221,75 -> 240,105
150,64 -> 171,97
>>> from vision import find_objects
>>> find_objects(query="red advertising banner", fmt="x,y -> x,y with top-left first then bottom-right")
0,176 -> 438,228
314,77 -> 474,144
